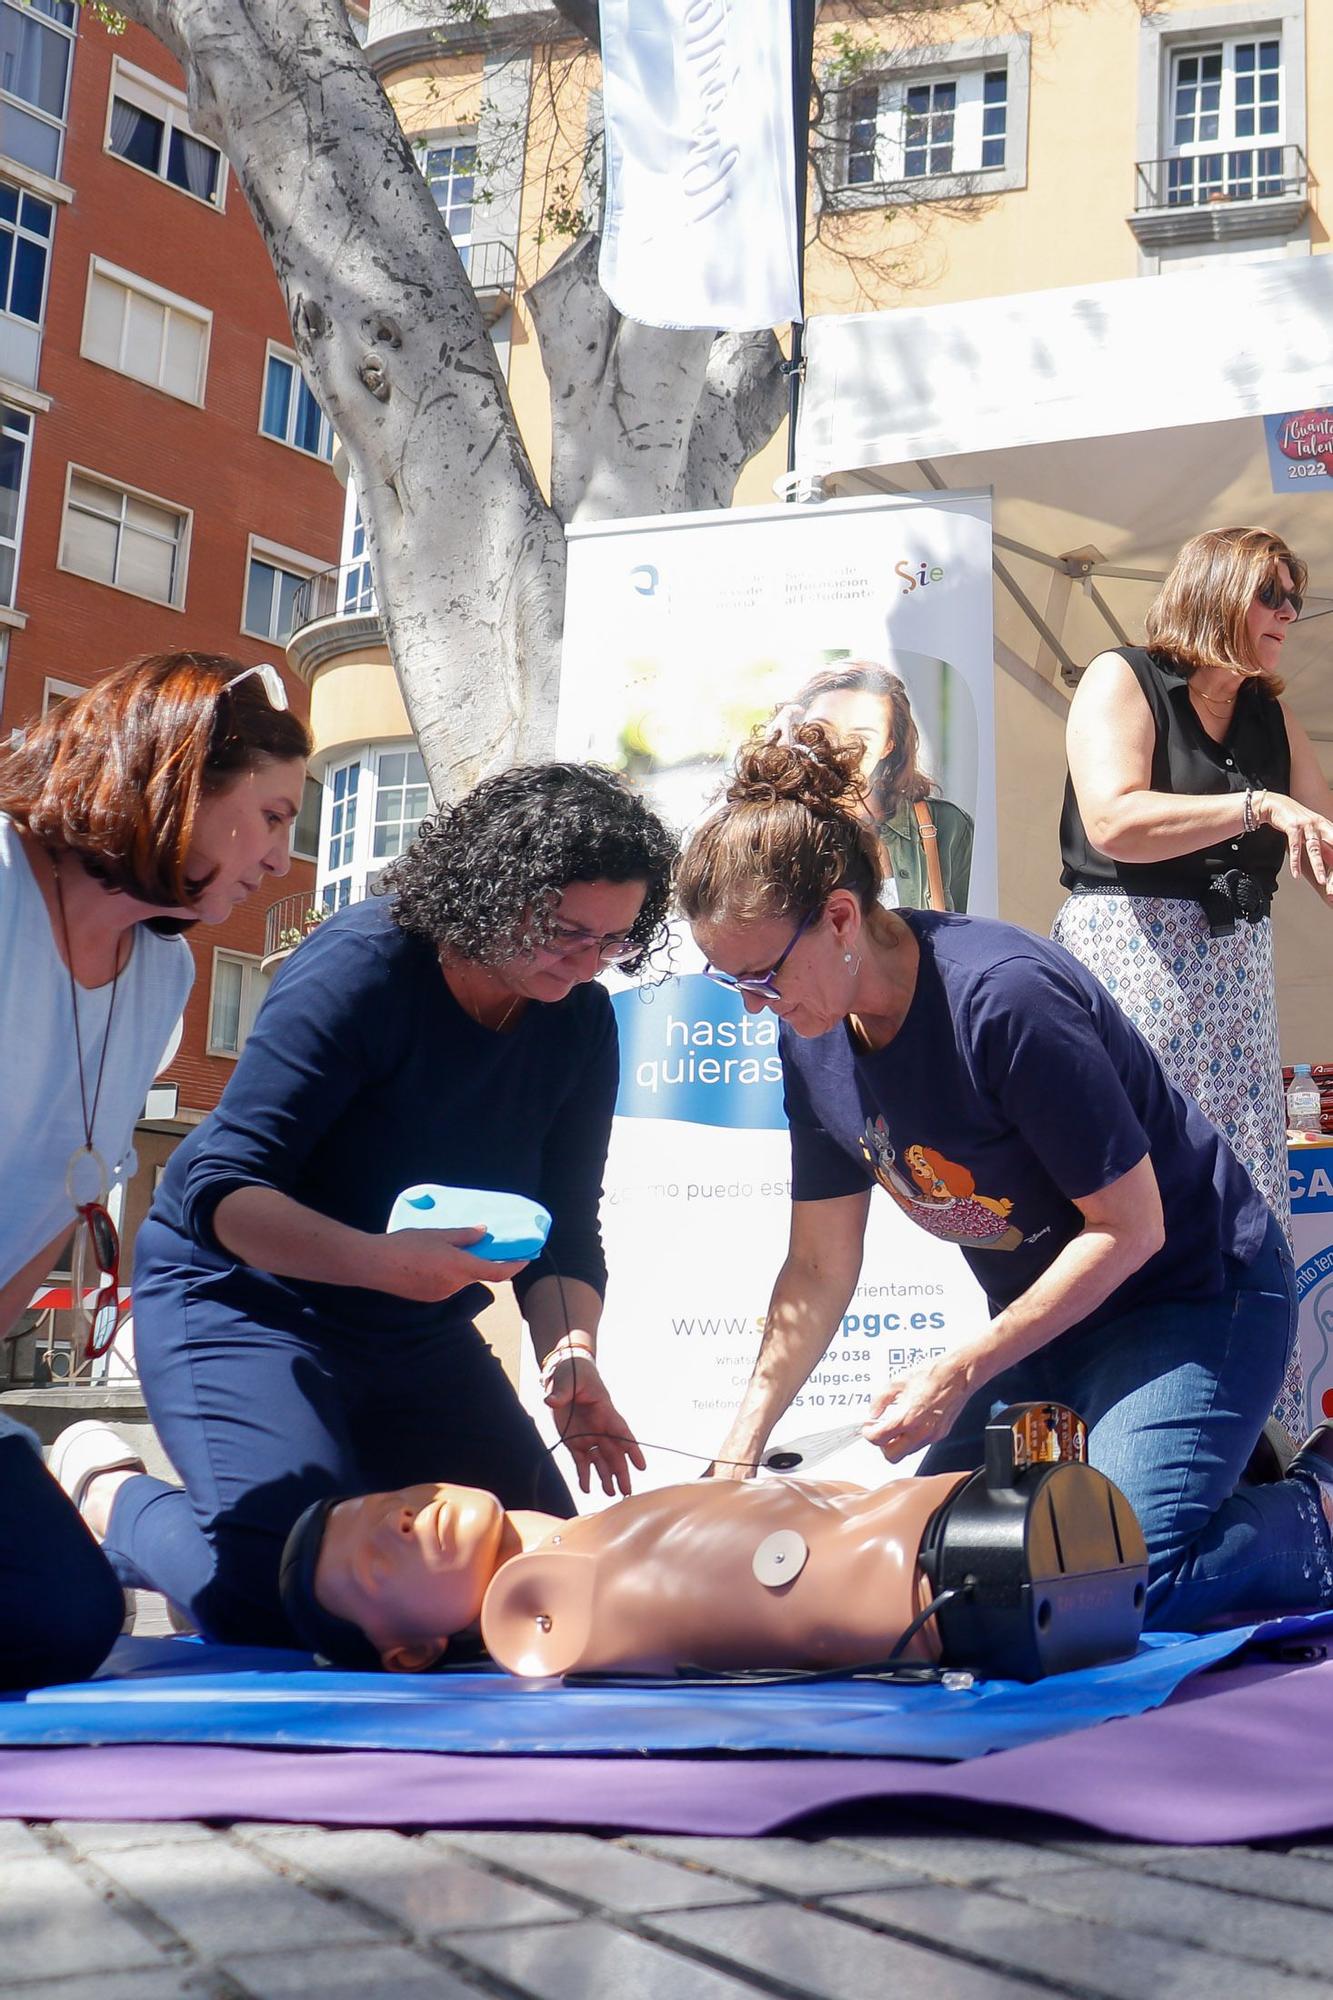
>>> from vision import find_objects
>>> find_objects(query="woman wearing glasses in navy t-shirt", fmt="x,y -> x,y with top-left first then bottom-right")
676,722 -> 1333,1635
0,653 -> 308,1688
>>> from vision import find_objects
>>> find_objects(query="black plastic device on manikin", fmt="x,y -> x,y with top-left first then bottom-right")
918,1402 -> 1148,1681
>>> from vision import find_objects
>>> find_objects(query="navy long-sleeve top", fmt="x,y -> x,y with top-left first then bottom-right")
142,896 -> 618,1338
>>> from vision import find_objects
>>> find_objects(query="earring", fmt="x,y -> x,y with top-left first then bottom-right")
844,951 -> 862,974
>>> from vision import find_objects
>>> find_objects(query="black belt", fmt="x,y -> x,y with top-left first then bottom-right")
1070,873 -> 1273,936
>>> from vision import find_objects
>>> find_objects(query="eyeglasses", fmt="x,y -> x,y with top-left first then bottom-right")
224,661 -> 289,710
540,918 -> 639,965
1256,577 -> 1303,618
71,1199 -> 123,1361
703,906 -> 820,1003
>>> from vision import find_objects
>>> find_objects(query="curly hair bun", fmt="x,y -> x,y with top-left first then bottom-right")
727,722 -> 867,818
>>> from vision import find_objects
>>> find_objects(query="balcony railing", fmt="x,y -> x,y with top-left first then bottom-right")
1135,143 -> 1306,212
263,890 -> 326,966
463,238 -> 517,297
289,559 -> 379,641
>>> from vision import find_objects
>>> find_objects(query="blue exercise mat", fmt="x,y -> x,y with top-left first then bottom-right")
5,1614 -> 1329,1759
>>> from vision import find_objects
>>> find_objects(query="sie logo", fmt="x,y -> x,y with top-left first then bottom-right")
895,558 -> 946,595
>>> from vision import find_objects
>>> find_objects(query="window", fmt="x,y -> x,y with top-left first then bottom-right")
342,504 -> 375,614
81,259 -> 210,404
372,747 -> 430,862
834,38 -> 1028,203
106,59 -> 224,209
291,774 -> 322,863
244,556 -> 304,643
42,675 -> 82,713
60,469 -> 188,607
261,345 -> 333,460
846,64 -> 1008,186
208,951 -> 271,1058
0,183 -> 51,326
422,136 -> 476,272
0,0 -> 74,180
326,758 -> 359,873
1166,38 -> 1284,206
0,401 -> 31,607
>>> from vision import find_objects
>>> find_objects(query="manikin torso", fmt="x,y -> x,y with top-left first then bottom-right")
480,1473 -> 967,1677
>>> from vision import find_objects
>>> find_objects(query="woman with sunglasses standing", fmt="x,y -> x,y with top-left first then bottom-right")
1054,528 -> 1333,1442
58,762 -> 676,1651
0,652 -> 309,1689
674,726 -> 1333,1635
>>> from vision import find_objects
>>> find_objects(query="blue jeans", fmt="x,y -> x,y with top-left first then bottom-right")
920,1213 -> 1331,1629
104,1218 -> 574,1647
0,1428 -> 125,1690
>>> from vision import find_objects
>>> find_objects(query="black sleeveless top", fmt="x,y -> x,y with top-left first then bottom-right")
1059,647 -> 1290,897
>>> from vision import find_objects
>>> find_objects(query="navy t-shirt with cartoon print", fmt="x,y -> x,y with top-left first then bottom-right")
781,912 -> 1270,1330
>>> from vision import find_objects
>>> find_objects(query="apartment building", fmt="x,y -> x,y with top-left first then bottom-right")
286,1 -> 1328,933
0,4 -> 343,1379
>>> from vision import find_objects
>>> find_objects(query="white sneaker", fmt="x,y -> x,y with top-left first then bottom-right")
48,1419 -> 145,1516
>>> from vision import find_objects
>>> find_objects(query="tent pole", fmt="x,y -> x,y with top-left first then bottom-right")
786,0 -> 818,487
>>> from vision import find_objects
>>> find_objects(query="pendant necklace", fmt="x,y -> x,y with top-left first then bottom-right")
445,955 -> 523,1034
53,857 -> 125,1209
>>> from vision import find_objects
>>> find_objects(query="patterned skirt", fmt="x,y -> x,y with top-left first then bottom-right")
1051,890 -> 1302,1440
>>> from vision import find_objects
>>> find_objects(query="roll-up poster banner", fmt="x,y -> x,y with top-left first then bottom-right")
535,492 -> 997,1503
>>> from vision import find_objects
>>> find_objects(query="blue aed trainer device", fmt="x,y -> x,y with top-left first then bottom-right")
387,1185 -> 553,1263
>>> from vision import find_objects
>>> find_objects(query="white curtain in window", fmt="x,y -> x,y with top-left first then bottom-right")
108,96 -> 146,161
161,312 -> 203,401
82,272 -> 125,370
210,957 -> 242,1052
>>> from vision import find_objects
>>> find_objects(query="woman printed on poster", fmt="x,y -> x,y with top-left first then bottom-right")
779,663 -> 974,913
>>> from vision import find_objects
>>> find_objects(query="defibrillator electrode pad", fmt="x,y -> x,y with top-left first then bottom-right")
387,1185 -> 553,1262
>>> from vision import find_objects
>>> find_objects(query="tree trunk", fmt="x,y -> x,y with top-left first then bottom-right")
117,0 -> 568,794
529,235 -> 787,522
117,0 -> 789,788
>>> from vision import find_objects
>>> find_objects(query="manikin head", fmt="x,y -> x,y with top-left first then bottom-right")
280,1482 -> 530,1672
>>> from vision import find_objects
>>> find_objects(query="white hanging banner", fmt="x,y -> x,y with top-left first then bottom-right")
598,0 -> 802,332
544,492 -> 998,1504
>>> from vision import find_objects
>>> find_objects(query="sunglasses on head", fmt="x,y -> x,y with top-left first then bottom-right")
224,661 -> 289,709
71,1199 -> 123,1361
1256,577 -> 1303,618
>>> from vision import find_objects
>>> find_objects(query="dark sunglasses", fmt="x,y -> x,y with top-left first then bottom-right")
72,1199 -> 124,1361
1256,577 -> 1303,618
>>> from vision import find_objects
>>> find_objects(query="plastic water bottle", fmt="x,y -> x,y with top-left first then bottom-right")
1286,1064 -> 1322,1138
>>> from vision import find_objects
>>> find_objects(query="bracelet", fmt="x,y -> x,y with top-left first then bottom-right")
541,1339 -> 596,1385
1243,786 -> 1257,837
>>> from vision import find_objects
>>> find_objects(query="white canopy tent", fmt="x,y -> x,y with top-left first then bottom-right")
796,255 -> 1333,1055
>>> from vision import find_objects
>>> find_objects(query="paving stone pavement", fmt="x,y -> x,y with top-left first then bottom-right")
6,1807 -> 1333,1997
5,1597 -> 1332,1996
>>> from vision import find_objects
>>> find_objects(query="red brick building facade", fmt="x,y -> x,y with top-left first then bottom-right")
0,5 -> 343,1364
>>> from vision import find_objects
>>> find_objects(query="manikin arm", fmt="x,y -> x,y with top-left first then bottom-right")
711,1190 -> 871,1480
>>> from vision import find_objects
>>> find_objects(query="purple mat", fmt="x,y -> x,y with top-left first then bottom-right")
1,1651 -> 1330,1843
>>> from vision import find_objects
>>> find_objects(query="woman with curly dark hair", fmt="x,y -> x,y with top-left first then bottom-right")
55,763 -> 676,1652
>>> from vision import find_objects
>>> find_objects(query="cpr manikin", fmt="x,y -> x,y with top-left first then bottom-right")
280,1405 -> 1149,1683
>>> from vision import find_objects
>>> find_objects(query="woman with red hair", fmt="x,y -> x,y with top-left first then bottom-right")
0,651 -> 309,1689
